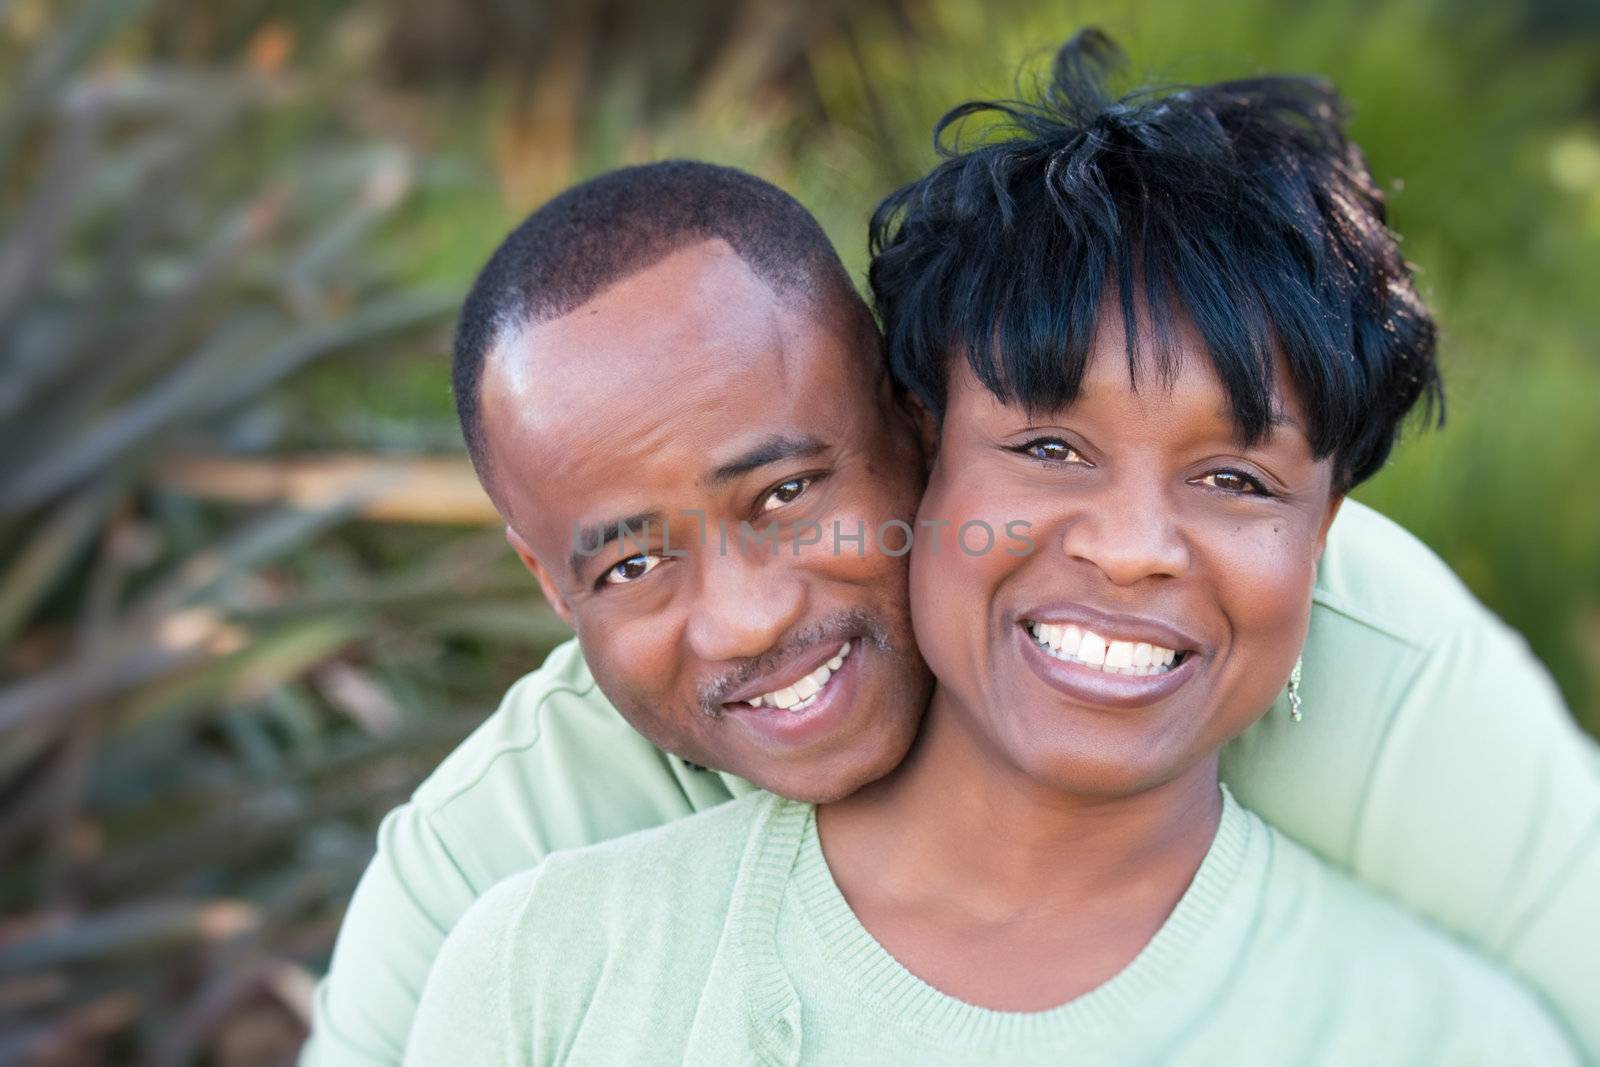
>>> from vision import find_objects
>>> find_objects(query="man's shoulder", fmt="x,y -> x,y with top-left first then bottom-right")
411,637 -> 605,812
1314,499 -> 1498,650
424,793 -> 777,1058
1229,500 -> 1573,874
490,792 -> 776,965
304,644 -> 750,1066
537,790 -> 777,900
405,638 -> 745,891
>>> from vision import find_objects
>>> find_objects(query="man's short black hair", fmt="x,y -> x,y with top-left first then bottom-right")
454,161 -> 862,482
868,29 -> 1442,491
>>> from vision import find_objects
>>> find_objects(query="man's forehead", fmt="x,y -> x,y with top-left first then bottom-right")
483,247 -> 810,435
476,240 -> 880,544
484,326 -> 803,475
482,248 -> 876,451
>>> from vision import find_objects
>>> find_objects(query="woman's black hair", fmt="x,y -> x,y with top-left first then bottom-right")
868,29 -> 1442,490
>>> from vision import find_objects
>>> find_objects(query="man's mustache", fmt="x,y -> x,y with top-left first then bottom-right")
699,608 -> 895,716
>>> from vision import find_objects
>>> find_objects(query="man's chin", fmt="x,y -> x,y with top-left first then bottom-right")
741,721 -> 920,804
747,763 -> 888,805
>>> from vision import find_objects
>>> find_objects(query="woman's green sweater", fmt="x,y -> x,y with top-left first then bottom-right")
405,788 -> 1575,1065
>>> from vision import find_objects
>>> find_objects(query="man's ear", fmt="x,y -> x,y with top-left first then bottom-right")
506,525 -> 576,628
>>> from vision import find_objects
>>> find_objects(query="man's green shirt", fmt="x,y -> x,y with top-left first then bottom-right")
302,501 -> 1600,1063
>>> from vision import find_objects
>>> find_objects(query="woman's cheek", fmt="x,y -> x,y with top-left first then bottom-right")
1212,525 -> 1318,709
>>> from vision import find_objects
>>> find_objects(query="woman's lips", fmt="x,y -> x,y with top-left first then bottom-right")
1015,621 -> 1200,709
1019,601 -> 1201,658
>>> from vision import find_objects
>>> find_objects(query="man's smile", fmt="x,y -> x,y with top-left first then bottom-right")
723,640 -> 853,711
719,640 -> 866,749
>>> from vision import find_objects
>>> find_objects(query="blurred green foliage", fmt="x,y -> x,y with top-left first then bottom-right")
0,0 -> 1595,1062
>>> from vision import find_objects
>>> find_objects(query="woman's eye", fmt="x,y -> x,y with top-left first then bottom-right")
1014,438 -> 1085,464
603,553 -> 664,586
1197,469 -> 1268,495
761,476 -> 813,512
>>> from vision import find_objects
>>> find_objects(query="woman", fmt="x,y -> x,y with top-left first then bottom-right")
405,33 -> 1575,1065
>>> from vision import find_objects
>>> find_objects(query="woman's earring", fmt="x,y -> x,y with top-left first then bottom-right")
1287,657 -> 1304,723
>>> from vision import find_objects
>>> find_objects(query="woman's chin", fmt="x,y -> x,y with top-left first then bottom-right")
981,688 -> 1217,800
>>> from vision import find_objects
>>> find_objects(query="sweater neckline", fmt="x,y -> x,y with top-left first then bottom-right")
738,785 -> 1254,1054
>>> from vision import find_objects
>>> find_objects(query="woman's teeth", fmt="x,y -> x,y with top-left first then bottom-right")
748,642 -> 851,711
1026,622 -> 1180,676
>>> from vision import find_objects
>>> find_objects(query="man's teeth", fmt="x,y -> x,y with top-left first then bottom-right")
1026,622 -> 1180,676
749,642 -> 851,711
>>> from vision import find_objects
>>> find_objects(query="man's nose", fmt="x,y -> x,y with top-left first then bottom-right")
684,549 -> 808,664
1056,475 -> 1190,587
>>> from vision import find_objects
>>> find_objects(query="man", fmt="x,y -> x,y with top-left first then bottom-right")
302,161 -> 1599,1065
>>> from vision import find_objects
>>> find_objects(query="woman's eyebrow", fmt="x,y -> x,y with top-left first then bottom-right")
702,434 -> 829,488
1212,403 -> 1303,443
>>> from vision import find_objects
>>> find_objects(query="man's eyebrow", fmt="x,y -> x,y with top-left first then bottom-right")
568,510 -> 663,576
704,434 -> 830,488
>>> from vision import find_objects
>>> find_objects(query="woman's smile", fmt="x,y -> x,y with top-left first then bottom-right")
1025,622 -> 1183,676
1011,603 -> 1203,710
1015,619 -> 1202,710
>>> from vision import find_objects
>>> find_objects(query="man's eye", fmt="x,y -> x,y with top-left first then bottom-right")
1013,438 -> 1086,464
760,476 -> 813,512
603,553 -> 664,586
1196,469 -> 1269,495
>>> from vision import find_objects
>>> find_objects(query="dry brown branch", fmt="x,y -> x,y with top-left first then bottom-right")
157,453 -> 498,525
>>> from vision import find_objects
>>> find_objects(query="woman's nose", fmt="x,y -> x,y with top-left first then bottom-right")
1056,478 -> 1190,587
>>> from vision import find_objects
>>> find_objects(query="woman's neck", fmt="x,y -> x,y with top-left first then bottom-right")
814,685 -> 1225,1008
825,685 -> 1223,903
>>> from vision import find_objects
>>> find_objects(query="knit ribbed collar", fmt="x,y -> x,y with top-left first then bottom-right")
734,785 -> 1255,1058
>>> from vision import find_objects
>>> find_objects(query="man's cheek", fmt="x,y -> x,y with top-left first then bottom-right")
582,615 -> 677,701
800,506 -> 883,570
789,518 -> 828,558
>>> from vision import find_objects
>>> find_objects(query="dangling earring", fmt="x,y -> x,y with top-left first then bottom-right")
1287,656 -> 1304,723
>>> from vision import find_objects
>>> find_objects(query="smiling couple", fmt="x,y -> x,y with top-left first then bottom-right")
304,31 -> 1598,1066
